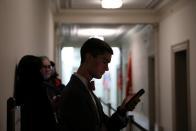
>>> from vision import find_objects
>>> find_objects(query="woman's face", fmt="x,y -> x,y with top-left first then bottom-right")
40,58 -> 52,80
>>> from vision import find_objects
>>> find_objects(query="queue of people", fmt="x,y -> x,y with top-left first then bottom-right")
14,55 -> 65,131
14,38 -> 141,131
14,55 -> 58,131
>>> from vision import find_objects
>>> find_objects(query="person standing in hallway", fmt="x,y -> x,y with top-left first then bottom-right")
58,38 -> 140,131
47,61 -> 66,112
40,57 -> 65,111
40,56 -> 65,128
14,55 -> 57,131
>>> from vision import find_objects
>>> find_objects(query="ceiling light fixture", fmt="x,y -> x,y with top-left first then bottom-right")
101,0 -> 123,9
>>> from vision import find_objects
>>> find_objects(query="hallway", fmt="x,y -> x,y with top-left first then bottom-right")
0,0 -> 196,131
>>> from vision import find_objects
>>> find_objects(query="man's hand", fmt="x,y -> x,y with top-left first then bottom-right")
120,93 -> 141,112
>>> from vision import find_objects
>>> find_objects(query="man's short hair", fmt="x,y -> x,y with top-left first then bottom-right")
80,38 -> 113,64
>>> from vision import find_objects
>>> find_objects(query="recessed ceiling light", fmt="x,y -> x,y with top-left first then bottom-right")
101,0 -> 123,9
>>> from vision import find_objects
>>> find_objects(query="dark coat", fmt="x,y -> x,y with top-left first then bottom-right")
58,74 -> 127,131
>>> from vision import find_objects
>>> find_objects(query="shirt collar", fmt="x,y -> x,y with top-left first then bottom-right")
74,73 -> 88,88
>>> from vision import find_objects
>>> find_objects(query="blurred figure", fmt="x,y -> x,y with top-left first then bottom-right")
14,55 -> 57,131
46,61 -> 65,112
40,57 -> 65,127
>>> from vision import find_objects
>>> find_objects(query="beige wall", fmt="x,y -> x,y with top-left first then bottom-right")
0,0 -> 54,131
158,0 -> 196,130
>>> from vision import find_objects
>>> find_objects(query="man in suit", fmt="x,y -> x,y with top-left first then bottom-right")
58,38 -> 139,131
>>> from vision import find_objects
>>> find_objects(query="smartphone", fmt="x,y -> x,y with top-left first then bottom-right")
125,89 -> 145,110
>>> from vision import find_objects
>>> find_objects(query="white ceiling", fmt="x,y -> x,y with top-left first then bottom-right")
57,0 -> 162,9
53,0 -> 169,47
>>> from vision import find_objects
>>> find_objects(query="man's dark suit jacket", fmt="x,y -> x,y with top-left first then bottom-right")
58,74 -> 127,131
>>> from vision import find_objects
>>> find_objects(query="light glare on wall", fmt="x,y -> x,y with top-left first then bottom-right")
101,0 -> 123,9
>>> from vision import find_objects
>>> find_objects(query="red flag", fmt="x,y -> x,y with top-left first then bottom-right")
126,56 -> 133,96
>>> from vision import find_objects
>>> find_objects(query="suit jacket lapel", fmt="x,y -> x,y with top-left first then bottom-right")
71,75 -> 101,124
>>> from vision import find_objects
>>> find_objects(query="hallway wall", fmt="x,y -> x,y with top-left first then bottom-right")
120,25 -> 154,130
158,0 -> 196,130
0,0 -> 54,131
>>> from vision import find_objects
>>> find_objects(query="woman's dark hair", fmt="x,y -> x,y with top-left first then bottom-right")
17,55 -> 42,81
14,55 -> 43,105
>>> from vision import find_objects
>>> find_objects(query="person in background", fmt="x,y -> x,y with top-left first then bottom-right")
47,61 -> 65,112
40,56 -> 65,126
14,55 -> 57,131
58,38 -> 140,131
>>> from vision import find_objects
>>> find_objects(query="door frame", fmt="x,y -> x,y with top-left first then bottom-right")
171,40 -> 191,131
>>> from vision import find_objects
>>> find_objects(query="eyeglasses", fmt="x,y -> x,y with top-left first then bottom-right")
42,65 -> 52,69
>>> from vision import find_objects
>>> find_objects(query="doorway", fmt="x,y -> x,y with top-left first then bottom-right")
171,40 -> 190,131
148,56 -> 155,131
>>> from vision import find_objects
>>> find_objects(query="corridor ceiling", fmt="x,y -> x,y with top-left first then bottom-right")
56,0 -> 162,9
52,0 -> 172,47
